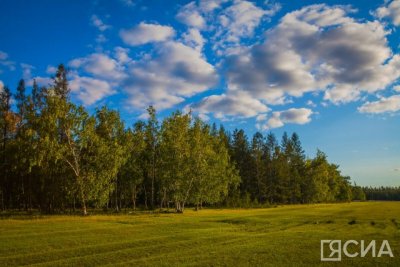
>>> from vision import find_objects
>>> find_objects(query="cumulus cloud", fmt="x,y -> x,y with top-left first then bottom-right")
120,23 -> 175,46
123,41 -> 218,110
216,0 -> 279,43
221,4 -> 400,106
191,91 -> 269,118
265,108 -> 313,129
182,28 -> 205,51
69,76 -> 115,105
374,0 -> 400,26
68,53 -> 126,105
175,1 -> 278,52
114,47 -> 132,64
67,39 -> 216,110
91,15 -> 111,31
358,95 -> 400,114
199,0 -> 227,13
69,53 -> 126,80
176,2 -> 206,29
256,113 -> 268,121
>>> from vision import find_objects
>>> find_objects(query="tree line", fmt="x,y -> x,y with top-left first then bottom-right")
0,64 -> 375,214
363,187 -> 400,201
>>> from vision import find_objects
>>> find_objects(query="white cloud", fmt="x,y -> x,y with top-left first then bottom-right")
198,113 -> 210,121
306,100 -> 317,107
123,41 -> 218,110
374,0 -> 400,26
323,85 -> 361,104
46,65 -> 57,74
120,22 -> 175,46
28,76 -> 53,87
290,4 -> 354,27
67,41 -> 216,111
91,15 -> 111,31
191,91 -> 269,118
176,2 -> 206,29
175,1 -> 278,53
256,113 -> 268,121
69,76 -> 115,105
182,28 -> 205,51
137,112 -> 149,120
216,0 -> 278,43
0,80 -> 4,91
222,4 -> 400,106
68,53 -> 127,105
265,108 -> 313,129
69,53 -> 126,81
114,47 -> 132,64
21,63 -> 34,80
0,51 -> 16,71
358,95 -> 400,114
199,0 -> 227,13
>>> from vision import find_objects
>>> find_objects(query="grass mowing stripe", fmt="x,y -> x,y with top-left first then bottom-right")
20,234 -> 249,267
0,228 -> 241,266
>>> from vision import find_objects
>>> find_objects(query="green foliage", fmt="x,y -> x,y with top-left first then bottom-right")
352,185 -> 367,201
226,130 -> 354,206
0,64 -> 365,214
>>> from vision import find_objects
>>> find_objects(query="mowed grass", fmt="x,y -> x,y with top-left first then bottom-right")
0,202 -> 399,266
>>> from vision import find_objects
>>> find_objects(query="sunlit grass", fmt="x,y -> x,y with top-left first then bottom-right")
0,202 -> 399,266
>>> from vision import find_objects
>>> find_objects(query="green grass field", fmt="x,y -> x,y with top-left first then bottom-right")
0,202 -> 399,266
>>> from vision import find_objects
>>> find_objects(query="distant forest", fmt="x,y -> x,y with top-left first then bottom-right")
0,65 -> 398,214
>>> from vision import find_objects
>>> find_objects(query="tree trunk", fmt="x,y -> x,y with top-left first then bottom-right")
132,185 -> 137,211
115,179 -> 119,212
21,175 -> 26,211
175,201 -> 184,213
143,184 -> 148,209
160,188 -> 166,209
80,186 -> 87,216
82,201 -> 87,216
151,161 -> 155,210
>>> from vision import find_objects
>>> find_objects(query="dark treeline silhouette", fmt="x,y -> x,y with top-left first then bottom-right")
363,187 -> 400,201
0,64 -> 371,214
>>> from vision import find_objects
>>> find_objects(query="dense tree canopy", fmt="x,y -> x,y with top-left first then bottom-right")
0,64 -> 378,214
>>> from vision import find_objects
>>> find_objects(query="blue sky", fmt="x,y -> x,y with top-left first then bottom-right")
0,0 -> 399,186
